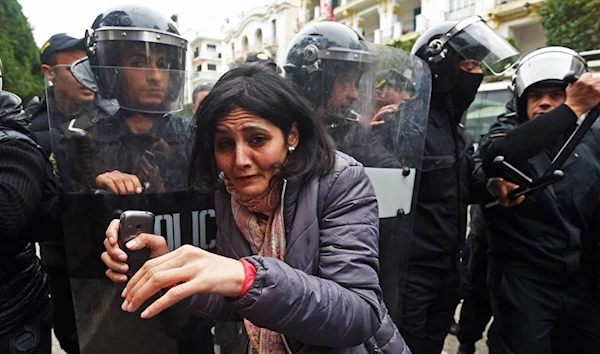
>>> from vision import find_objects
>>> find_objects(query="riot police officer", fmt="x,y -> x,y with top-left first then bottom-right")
78,7 -> 190,195
50,6 -> 216,353
280,21 -> 435,332
27,32 -> 100,354
397,16 -> 520,354
0,58 -> 53,354
281,21 -> 402,168
479,46 -> 600,354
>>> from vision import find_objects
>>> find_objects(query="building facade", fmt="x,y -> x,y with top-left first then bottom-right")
298,0 -> 546,55
203,0 -> 548,67
221,0 -> 300,66
182,29 -> 227,104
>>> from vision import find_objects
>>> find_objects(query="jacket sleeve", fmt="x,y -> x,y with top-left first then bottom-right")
0,141 -> 45,239
231,163 -> 383,348
181,292 -> 240,321
468,133 -> 493,204
480,105 -> 577,175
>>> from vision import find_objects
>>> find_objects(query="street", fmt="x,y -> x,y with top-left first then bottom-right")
50,307 -> 491,354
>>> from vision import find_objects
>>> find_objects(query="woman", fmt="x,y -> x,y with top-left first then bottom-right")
101,64 -> 409,353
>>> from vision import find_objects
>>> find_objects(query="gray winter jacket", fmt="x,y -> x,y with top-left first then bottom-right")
184,151 -> 410,353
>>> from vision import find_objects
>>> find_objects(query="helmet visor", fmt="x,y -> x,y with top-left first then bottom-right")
449,19 -> 519,75
91,40 -> 187,113
515,48 -> 588,97
278,34 -> 374,123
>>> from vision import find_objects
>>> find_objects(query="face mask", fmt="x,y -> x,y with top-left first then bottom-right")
451,69 -> 483,116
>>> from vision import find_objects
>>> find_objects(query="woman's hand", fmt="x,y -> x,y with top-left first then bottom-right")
120,245 -> 246,319
101,219 -> 170,282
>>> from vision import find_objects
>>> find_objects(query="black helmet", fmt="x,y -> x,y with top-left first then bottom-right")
374,68 -> 415,97
280,22 -> 372,116
85,5 -> 188,113
411,16 -> 519,92
513,46 -> 587,119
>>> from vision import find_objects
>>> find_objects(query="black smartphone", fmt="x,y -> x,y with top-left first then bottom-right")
118,210 -> 155,278
143,150 -> 157,165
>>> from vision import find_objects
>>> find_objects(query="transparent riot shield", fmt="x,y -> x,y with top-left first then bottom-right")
47,63 -> 217,354
279,40 -> 431,320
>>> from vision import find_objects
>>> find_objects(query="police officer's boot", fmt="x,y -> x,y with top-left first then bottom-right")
457,342 -> 475,354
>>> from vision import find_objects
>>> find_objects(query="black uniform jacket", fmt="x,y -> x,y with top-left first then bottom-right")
479,105 -> 600,283
410,97 -> 489,269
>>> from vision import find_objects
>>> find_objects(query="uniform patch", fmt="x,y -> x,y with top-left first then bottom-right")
49,152 -> 58,177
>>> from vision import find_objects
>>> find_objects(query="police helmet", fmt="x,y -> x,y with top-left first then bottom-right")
513,46 -> 588,118
412,16 -> 519,92
85,5 -> 188,113
281,22 -> 372,113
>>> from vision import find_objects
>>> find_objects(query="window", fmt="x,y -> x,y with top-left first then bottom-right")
207,44 -> 217,52
194,47 -> 200,58
242,36 -> 249,52
450,0 -> 475,11
207,64 -> 217,71
413,7 -> 421,32
464,87 -> 512,138
196,65 -> 202,72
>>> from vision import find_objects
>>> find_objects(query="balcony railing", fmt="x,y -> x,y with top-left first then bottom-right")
194,51 -> 221,60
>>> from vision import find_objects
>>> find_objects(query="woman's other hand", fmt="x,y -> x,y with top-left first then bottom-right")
120,245 -> 245,319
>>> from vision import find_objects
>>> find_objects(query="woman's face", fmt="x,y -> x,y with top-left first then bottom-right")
214,109 -> 298,198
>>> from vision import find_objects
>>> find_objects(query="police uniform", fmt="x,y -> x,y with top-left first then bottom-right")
478,46 -> 600,354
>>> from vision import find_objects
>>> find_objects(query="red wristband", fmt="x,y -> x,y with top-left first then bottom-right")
237,258 -> 257,299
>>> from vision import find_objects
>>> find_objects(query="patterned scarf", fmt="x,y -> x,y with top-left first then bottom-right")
225,179 -> 287,354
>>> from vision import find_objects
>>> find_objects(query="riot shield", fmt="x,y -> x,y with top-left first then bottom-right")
47,63 -> 217,354
279,39 -> 431,319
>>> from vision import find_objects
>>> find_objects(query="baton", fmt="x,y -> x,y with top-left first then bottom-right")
485,71 -> 600,208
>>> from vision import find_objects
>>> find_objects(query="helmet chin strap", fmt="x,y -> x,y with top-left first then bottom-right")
324,110 -> 361,129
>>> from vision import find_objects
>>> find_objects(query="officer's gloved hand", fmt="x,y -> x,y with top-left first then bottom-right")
565,73 -> 600,117
150,138 -> 172,160
487,177 -> 525,207
140,155 -> 166,194
95,170 -> 144,195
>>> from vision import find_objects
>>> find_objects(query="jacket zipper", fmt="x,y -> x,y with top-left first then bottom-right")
280,179 -> 287,231
280,179 -> 292,354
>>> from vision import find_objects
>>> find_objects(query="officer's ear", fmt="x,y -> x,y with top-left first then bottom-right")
41,64 -> 55,81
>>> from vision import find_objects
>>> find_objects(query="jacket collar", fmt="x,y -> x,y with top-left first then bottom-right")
94,110 -> 179,144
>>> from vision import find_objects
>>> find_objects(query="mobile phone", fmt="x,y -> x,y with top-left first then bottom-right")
143,150 -> 157,165
118,210 -> 154,277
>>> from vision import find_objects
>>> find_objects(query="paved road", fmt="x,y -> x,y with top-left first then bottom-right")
52,318 -> 491,354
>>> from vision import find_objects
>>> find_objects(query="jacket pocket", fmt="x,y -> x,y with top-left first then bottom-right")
419,154 -> 456,202
561,146 -> 600,219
